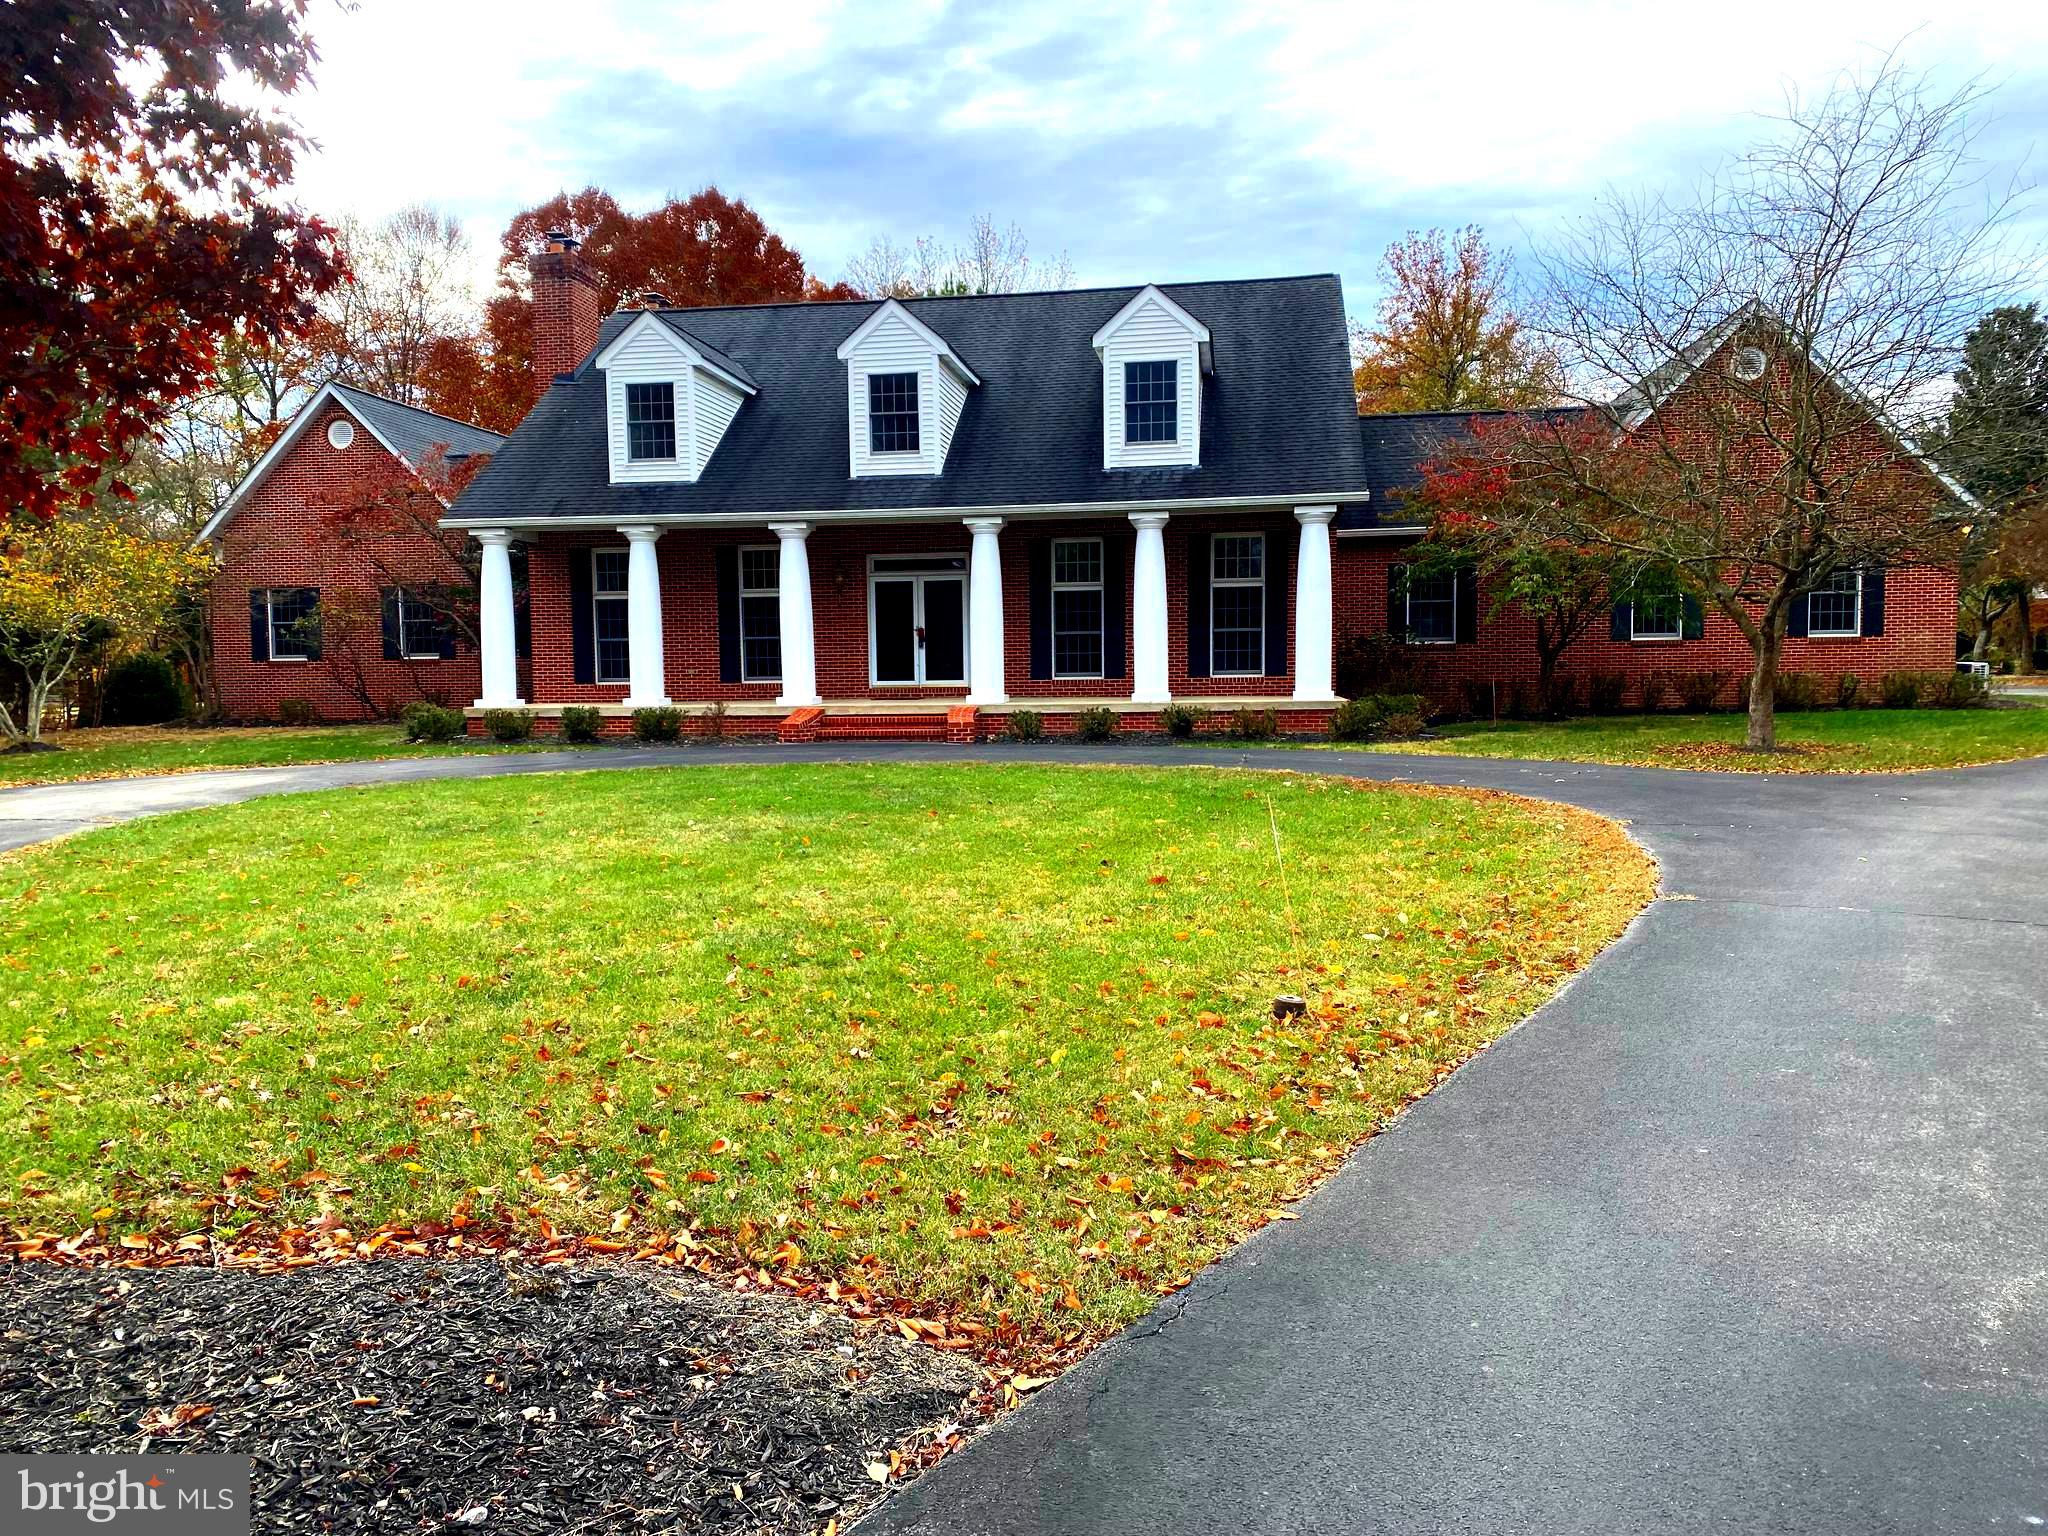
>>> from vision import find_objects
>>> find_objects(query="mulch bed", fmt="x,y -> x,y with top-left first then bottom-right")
0,1258 -> 976,1534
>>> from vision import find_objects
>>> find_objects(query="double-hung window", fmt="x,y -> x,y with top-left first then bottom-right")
1051,537 -> 1105,678
1124,360 -> 1177,444
592,549 -> 630,683
1808,568 -> 1861,636
868,372 -> 920,454
1210,533 -> 1265,675
1631,586 -> 1684,641
1405,571 -> 1456,644
625,382 -> 676,462
263,586 -> 320,660
394,588 -> 450,659
738,546 -> 782,682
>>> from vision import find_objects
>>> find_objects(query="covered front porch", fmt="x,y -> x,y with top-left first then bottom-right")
464,505 -> 1342,739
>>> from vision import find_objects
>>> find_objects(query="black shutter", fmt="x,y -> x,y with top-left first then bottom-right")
1862,567 -> 1885,636
1787,592 -> 1810,638
714,546 -> 741,684
435,589 -> 457,659
1681,594 -> 1704,640
298,588 -> 322,661
380,588 -> 402,660
1387,563 -> 1407,638
249,589 -> 269,661
1454,567 -> 1478,644
1186,529 -> 1211,679
1611,600 -> 1632,641
1263,528 -> 1289,677
1028,538 -> 1052,680
1101,536 -> 1126,680
570,548 -> 596,685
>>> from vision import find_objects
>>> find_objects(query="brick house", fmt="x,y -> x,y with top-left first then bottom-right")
207,233 -> 1960,735
199,383 -> 504,721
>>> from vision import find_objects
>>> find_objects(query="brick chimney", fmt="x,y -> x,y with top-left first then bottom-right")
529,230 -> 603,403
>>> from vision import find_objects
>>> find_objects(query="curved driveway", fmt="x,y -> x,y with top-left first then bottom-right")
3,744 -> 2045,1534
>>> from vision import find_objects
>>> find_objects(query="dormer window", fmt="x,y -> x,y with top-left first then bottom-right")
1124,361 -> 1178,444
626,382 -> 676,461
1092,285 -> 1211,470
869,372 -> 921,454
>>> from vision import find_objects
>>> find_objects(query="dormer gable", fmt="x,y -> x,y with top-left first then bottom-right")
835,299 -> 980,479
1092,285 -> 1210,470
593,309 -> 757,485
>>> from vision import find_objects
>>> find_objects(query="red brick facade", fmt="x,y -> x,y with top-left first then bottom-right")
209,400 -> 480,722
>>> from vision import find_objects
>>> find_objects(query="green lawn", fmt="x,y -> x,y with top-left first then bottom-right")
0,763 -> 1651,1335
1365,706 -> 2048,773
0,724 -> 565,787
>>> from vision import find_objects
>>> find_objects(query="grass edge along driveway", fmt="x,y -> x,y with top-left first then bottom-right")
2,762 -> 1653,1343
0,724 -> 572,789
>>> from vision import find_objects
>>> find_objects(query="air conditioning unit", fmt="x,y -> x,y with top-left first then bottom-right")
1956,660 -> 1990,678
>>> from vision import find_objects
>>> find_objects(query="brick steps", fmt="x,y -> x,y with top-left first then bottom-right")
814,712 -> 953,742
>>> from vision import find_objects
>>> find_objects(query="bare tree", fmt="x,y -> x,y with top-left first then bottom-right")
845,215 -> 1074,297
324,205 -> 476,405
1425,52 -> 2030,749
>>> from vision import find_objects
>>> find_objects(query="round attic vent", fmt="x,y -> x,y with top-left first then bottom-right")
327,417 -> 356,450
1731,346 -> 1768,383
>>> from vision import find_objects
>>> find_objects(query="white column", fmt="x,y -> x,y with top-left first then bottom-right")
618,525 -> 669,706
771,522 -> 820,707
965,517 -> 1007,705
473,528 -> 522,707
1129,511 -> 1171,703
1293,505 -> 1337,701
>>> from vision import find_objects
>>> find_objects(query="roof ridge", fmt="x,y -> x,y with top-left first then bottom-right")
643,273 -> 1343,319
328,379 -> 506,439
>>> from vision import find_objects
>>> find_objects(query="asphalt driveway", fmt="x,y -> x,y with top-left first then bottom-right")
3,743 -> 2043,1533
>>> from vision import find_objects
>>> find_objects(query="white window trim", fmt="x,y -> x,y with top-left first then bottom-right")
265,587 -> 316,663
1629,591 -> 1684,642
1210,531 -> 1266,678
1403,571 -> 1457,646
1122,359 -> 1180,447
865,551 -> 970,688
592,546 -> 631,684
737,543 -> 782,684
1050,536 -> 1106,680
625,381 -> 679,464
1809,570 -> 1863,638
867,370 -> 922,458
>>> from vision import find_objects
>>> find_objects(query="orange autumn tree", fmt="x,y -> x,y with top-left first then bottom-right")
1352,227 -> 1560,415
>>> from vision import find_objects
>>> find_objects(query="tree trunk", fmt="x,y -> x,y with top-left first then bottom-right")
2019,590 -> 2036,675
1746,630 -> 1781,751
1971,623 -> 1992,663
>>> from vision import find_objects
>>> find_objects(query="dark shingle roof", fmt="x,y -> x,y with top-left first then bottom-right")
1349,408 -> 1586,531
451,276 -> 1367,525
331,382 -> 505,466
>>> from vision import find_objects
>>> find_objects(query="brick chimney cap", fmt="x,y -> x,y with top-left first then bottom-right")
544,228 -> 579,252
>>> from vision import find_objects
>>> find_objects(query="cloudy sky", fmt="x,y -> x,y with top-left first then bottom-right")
285,0 -> 2046,318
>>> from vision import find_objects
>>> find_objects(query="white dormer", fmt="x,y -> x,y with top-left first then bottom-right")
1092,284 -> 1210,470
835,299 -> 979,478
594,310 -> 756,484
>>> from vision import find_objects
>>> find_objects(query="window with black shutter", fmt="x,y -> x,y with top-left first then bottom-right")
1209,533 -> 1265,674
592,549 -> 631,682
262,587 -> 321,660
737,546 -> 782,681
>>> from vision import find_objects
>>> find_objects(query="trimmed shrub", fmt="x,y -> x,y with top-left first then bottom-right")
560,706 -> 602,743
1639,671 -> 1675,713
1228,706 -> 1279,741
1878,671 -> 1923,708
1329,697 -> 1385,742
1159,702 -> 1209,739
1001,709 -> 1044,742
1073,706 -> 1117,743
483,708 -> 535,742
1834,673 -> 1863,710
1586,670 -> 1628,716
276,696 -> 317,726
1380,708 -> 1427,741
1773,672 -> 1825,712
1335,633 -> 1432,698
1672,671 -> 1730,713
100,653 -> 188,726
699,701 -> 727,741
400,702 -> 464,742
1932,669 -> 1988,708
632,706 -> 684,742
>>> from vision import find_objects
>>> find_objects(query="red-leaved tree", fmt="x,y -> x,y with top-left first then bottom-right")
2,0 -> 346,522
